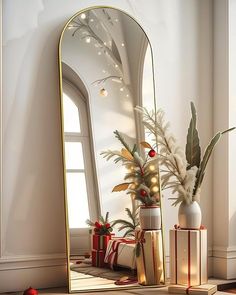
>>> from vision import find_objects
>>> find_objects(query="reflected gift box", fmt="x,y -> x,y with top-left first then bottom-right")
92,234 -> 111,250
170,228 -> 208,286
135,229 -> 164,285
92,249 -> 106,267
104,238 -> 136,270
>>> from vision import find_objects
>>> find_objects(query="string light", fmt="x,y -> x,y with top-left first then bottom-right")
85,36 -> 91,43
152,186 -> 159,193
120,87 -> 124,92
80,13 -> 86,19
151,177 -> 157,183
121,43 -> 125,47
149,165 -> 155,171
98,51 -> 102,55
100,88 -> 108,97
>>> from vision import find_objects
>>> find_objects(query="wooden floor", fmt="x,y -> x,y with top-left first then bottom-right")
2,279 -> 236,295
2,287 -> 234,295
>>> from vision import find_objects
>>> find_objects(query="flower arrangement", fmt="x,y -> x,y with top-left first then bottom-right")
86,212 -> 113,235
101,130 -> 160,207
136,102 -> 235,206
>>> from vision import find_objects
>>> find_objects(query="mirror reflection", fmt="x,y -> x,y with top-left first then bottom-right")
59,7 -> 164,292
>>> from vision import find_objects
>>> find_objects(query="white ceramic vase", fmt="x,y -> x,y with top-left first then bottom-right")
139,206 -> 161,230
178,201 -> 202,229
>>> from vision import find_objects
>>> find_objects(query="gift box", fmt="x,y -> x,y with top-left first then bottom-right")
168,284 -> 217,295
170,228 -> 207,286
92,234 -> 111,250
104,238 -> 136,270
92,249 -> 106,267
135,229 -> 164,285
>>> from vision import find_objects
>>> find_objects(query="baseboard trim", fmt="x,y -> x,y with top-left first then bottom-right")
213,246 -> 236,259
0,254 -> 68,292
0,253 -> 67,271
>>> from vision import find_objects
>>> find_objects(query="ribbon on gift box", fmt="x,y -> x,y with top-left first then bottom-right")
93,234 -> 111,250
104,238 -> 135,270
172,226 -> 207,287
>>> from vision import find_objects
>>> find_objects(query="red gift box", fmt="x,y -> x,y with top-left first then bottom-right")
92,249 -> 106,267
92,234 -> 111,250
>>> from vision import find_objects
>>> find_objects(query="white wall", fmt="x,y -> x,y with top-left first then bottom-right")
1,0 -> 214,292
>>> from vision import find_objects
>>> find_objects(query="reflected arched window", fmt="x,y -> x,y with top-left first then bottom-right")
62,84 -> 98,229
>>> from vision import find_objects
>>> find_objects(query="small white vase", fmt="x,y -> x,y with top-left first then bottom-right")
178,201 -> 202,229
139,206 -> 161,230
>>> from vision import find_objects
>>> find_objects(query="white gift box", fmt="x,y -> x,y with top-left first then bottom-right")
170,228 -> 208,286
104,238 -> 136,270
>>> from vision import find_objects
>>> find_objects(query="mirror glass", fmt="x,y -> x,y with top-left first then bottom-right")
59,6 -> 164,292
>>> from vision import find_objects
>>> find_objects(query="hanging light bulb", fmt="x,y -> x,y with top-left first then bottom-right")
80,13 -> 86,19
121,43 -> 125,47
85,36 -> 91,43
120,87 -> 124,92
100,88 -> 108,97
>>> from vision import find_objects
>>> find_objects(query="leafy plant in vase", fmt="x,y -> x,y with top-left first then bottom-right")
101,130 -> 161,230
136,103 -> 235,229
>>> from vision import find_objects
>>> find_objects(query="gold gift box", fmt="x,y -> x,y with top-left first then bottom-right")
168,284 -> 217,295
170,228 -> 208,286
136,229 -> 164,285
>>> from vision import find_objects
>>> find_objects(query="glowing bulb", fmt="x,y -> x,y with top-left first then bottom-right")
126,94 -> 129,98
98,51 -> 102,55
85,36 -> 91,43
100,88 -> 108,97
90,18 -> 94,22
149,165 -> 155,171
120,87 -> 124,92
152,186 -> 159,193
115,64 -> 118,68
114,18 -> 119,22
104,42 -> 107,46
151,177 -> 157,183
80,13 -> 86,19
121,43 -> 125,47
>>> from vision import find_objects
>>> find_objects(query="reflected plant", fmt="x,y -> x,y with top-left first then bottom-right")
101,130 -> 160,207
111,208 -> 139,237
86,212 -> 113,235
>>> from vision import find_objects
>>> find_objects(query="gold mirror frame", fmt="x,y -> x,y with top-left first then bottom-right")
58,5 -> 166,293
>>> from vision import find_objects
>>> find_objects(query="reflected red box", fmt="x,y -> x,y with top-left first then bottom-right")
92,234 -> 111,250
92,249 -> 106,267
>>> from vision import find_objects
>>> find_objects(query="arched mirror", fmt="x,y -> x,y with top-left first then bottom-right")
59,6 -> 165,293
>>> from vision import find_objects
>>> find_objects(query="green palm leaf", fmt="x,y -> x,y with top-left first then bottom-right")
194,127 -> 236,196
185,102 -> 201,169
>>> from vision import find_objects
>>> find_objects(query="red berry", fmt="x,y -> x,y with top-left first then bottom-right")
95,221 -> 102,229
148,149 -> 156,157
140,189 -> 148,197
105,223 -> 110,228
